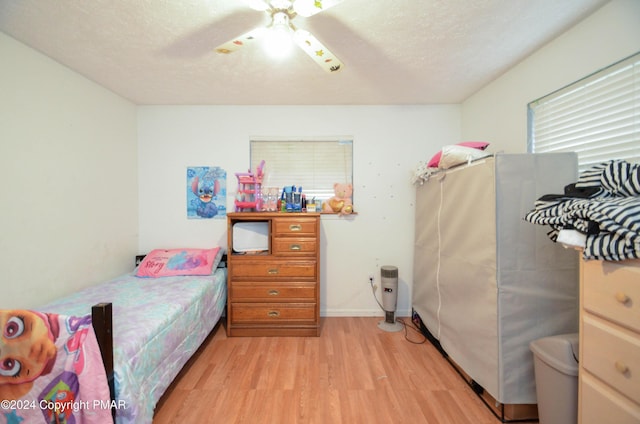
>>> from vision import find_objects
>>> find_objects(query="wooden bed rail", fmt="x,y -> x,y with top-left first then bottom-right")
91,302 -> 115,421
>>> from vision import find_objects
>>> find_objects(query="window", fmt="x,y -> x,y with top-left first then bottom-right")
528,51 -> 640,172
250,138 -> 353,202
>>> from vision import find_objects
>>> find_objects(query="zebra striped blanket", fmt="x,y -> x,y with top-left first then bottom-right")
524,160 -> 640,261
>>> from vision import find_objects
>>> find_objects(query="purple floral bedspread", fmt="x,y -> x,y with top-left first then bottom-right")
36,268 -> 227,424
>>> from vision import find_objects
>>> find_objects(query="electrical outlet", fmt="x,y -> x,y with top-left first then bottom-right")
368,274 -> 374,284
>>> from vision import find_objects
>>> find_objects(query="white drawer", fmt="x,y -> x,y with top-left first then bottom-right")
582,314 -> 640,404
581,372 -> 640,424
582,259 -> 640,333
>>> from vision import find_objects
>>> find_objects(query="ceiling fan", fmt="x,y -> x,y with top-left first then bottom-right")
215,0 -> 344,73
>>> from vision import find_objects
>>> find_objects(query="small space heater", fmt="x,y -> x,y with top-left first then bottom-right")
377,265 -> 403,332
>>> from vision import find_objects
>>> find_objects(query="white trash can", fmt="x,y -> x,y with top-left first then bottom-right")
530,333 -> 579,424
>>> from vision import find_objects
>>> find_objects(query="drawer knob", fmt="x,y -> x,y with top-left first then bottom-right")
614,360 -> 629,375
289,224 -> 302,231
614,292 -> 630,305
290,244 -> 302,251
268,310 -> 280,318
268,289 -> 280,296
267,268 -> 279,275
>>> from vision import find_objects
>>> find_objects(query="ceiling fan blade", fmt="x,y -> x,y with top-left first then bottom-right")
293,29 -> 343,73
215,27 -> 266,55
293,0 -> 344,17
241,0 -> 271,12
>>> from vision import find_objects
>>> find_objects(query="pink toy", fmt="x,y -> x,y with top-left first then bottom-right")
235,160 -> 265,212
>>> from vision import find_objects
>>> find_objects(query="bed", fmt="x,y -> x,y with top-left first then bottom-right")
1,247 -> 227,424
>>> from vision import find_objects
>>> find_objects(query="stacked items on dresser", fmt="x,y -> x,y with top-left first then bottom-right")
525,159 -> 640,261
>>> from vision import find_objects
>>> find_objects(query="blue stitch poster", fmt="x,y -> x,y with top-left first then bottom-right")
187,166 -> 226,219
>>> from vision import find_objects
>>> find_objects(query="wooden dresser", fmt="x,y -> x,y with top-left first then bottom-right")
579,258 -> 640,423
226,212 -> 321,337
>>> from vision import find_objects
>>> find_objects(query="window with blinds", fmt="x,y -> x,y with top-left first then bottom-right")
250,138 -> 353,202
528,51 -> 640,172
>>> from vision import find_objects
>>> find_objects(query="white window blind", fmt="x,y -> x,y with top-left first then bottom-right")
528,51 -> 640,172
250,138 -> 353,202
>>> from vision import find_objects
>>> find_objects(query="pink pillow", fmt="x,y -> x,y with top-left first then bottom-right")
136,247 -> 220,278
427,142 -> 490,168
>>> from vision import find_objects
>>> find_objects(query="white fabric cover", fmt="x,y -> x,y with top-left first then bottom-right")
413,153 -> 580,404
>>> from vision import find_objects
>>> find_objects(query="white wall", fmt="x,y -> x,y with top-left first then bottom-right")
462,0 -> 640,153
0,33 -> 139,308
5,0 -> 634,316
137,105 -> 461,316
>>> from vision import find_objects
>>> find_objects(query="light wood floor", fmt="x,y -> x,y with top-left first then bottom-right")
153,317 -> 499,423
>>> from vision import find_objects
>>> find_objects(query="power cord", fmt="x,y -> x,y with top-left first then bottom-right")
368,276 -> 388,312
397,318 -> 427,345
369,277 -> 426,344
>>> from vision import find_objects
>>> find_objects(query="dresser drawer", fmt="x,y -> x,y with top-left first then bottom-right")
230,281 -> 316,301
582,315 -> 640,404
581,371 -> 640,424
582,259 -> 640,333
272,238 -> 317,256
272,217 -> 317,237
230,303 -> 317,324
230,260 -> 316,279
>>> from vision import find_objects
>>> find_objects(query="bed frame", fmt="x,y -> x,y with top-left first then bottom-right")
91,302 -> 115,421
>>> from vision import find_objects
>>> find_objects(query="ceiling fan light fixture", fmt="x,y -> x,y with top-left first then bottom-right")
215,0 -> 344,72
263,11 -> 293,59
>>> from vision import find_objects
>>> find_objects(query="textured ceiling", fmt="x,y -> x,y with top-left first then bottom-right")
0,0 -> 609,105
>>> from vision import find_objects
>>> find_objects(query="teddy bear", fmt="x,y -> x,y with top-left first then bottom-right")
322,182 -> 353,215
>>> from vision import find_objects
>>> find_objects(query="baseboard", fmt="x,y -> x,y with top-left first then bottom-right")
320,308 -> 412,317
